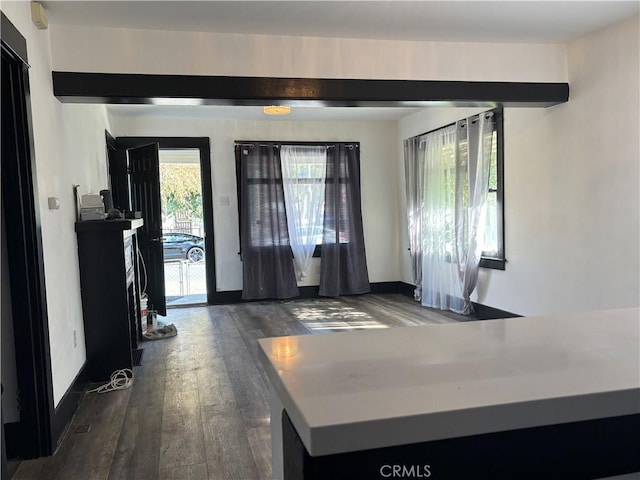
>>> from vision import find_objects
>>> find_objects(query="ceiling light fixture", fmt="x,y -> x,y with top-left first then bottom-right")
151,97 -> 203,106
263,105 -> 291,116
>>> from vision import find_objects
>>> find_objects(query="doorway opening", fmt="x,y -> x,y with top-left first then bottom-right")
111,137 -> 215,310
159,149 -> 208,306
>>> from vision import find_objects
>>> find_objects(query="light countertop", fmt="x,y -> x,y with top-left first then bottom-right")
258,308 -> 640,456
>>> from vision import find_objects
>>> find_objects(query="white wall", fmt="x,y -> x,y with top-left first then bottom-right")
49,24 -> 567,82
1,2 -> 112,406
399,15 -> 640,316
110,116 -> 400,290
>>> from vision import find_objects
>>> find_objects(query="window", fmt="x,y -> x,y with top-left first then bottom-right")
413,108 -> 505,270
236,143 -> 290,249
439,109 -> 505,269
236,142 -> 360,255
236,141 -> 368,296
280,147 -> 327,250
479,109 -> 505,269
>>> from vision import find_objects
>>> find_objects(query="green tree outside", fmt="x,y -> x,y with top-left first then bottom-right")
159,163 -> 203,220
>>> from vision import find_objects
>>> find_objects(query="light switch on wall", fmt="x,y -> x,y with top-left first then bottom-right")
220,196 -> 230,207
47,197 -> 60,209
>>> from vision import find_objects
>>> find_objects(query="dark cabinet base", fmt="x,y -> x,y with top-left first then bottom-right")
76,219 -> 144,382
282,411 -> 640,480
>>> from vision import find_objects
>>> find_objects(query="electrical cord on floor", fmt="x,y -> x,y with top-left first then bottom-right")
87,369 -> 134,394
137,246 -> 148,295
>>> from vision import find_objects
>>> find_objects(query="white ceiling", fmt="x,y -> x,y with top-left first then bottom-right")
46,0 -> 638,121
43,1 -> 639,44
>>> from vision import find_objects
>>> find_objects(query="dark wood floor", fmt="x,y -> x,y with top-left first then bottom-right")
10,294 -> 468,480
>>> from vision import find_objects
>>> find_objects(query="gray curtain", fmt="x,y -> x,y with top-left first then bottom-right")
237,143 -> 299,300
403,136 -> 422,300
319,144 -> 370,297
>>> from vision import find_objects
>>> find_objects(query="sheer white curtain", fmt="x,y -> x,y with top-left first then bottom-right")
281,145 -> 327,279
420,113 -> 495,314
420,125 -> 460,311
459,115 -> 495,312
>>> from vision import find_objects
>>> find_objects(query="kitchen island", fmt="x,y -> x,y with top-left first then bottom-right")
258,308 -> 640,480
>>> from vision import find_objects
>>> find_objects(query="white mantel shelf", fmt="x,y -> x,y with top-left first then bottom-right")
258,308 -> 640,457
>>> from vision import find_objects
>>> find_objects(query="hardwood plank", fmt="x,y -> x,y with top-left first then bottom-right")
212,330 -> 255,373
225,361 -> 269,405
159,463 -> 208,480
340,294 -> 422,327
107,404 -> 162,480
232,310 -> 267,331
242,302 -> 310,338
212,305 -> 242,339
159,391 -> 207,470
201,405 -> 261,480
165,348 -> 197,372
344,295 -> 422,326
344,294 -> 464,325
282,297 -> 386,333
195,367 -> 235,409
197,353 -> 270,429
164,367 -> 198,394
127,364 -> 167,408
246,426 -> 273,480
164,381 -> 200,412
235,327 -> 266,355
234,328 -> 273,390
213,322 -> 271,428
55,389 -> 131,480
191,348 -> 226,371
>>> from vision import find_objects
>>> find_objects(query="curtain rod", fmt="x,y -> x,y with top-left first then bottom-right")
234,141 -> 359,149
459,111 -> 494,128
408,108 -> 500,142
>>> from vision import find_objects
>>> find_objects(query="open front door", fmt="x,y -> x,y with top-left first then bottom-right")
128,143 -> 167,316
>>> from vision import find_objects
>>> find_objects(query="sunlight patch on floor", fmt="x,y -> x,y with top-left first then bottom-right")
303,321 -> 389,331
288,302 -> 389,332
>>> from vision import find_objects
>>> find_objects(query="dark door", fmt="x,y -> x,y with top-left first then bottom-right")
128,143 -> 167,316
106,133 -> 130,212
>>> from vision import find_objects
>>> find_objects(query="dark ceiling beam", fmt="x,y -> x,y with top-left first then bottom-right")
52,72 -> 569,108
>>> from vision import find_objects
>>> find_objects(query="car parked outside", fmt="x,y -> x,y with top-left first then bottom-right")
162,232 -> 205,263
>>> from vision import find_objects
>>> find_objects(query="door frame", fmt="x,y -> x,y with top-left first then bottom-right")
114,137 -> 216,305
1,12 -> 56,458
